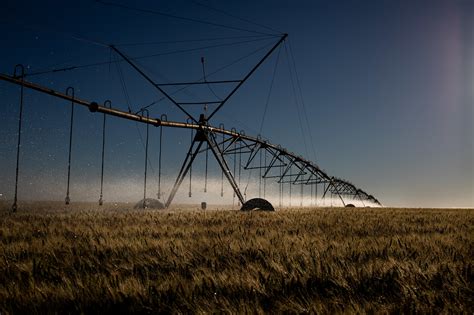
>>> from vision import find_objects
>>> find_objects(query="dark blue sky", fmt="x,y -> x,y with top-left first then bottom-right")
0,0 -> 472,207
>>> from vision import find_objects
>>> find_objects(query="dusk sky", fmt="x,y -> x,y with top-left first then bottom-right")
0,0 -> 472,208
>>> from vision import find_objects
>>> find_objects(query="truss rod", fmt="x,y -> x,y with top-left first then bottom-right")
157,79 -> 241,86
110,45 -> 198,123
165,139 -> 203,208
207,131 -> 245,204
207,34 -> 287,120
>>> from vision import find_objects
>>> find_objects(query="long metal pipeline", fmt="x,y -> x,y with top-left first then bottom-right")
0,73 -> 380,205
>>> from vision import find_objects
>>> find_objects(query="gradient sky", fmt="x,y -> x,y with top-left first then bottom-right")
0,0 -> 472,208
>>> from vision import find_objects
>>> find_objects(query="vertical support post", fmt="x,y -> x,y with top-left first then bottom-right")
300,181 -> 303,207
357,191 -> 366,207
204,142 -> 208,193
323,182 -> 327,206
315,182 -> 318,207
238,136 -> 242,202
232,128 -> 237,207
99,100 -> 111,206
65,86 -> 75,205
141,109 -> 150,208
157,114 -> 166,200
259,147 -> 262,198
263,148 -> 267,198
11,65 -> 25,213
289,165 -> 292,207
279,163 -> 283,208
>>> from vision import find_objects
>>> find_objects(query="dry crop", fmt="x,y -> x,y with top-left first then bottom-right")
0,202 -> 473,313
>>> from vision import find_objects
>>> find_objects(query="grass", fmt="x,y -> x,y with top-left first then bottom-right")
0,202 -> 472,313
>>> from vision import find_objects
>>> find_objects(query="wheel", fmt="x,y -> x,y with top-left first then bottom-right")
134,198 -> 165,209
240,198 -> 274,211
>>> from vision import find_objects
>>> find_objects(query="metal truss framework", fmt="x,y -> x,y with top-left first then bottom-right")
1,34 -> 381,210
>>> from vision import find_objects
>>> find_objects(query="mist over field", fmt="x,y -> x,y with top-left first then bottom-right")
0,176 -> 380,208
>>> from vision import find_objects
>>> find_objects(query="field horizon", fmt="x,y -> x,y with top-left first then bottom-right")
3,200 -> 472,210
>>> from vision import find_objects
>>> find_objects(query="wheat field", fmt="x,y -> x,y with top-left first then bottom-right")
0,202 -> 472,313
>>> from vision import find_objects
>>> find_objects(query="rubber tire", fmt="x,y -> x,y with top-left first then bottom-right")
240,198 -> 275,211
134,198 -> 165,209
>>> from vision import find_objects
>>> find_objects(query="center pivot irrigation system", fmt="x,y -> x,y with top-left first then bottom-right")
2,32 -> 381,212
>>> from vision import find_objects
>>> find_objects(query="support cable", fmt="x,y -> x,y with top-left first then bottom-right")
124,37 -> 276,61
284,41 -> 310,159
96,0 -> 276,36
191,0 -> 282,34
114,52 -> 158,176
114,54 -> 133,113
118,34 -> 275,46
25,37 -> 275,78
201,56 -> 222,101
0,14 -> 109,49
259,45 -> 281,134
288,40 -> 318,162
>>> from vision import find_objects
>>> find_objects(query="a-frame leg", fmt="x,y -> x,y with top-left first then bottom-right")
205,131 -> 245,205
165,139 -> 204,208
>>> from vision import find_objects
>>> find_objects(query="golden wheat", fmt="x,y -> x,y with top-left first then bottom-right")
0,202 -> 472,313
